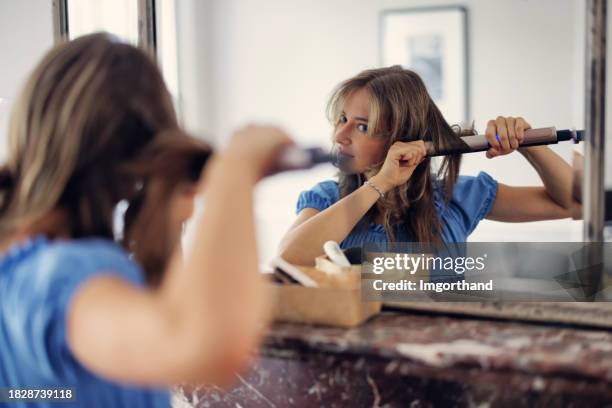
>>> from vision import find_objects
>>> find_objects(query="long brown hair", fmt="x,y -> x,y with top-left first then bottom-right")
0,33 -> 211,285
327,66 -> 470,243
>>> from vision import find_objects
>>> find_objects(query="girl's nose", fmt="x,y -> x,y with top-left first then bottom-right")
334,124 -> 351,145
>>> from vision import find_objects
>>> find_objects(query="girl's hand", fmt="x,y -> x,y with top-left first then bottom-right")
485,116 -> 531,159
224,125 -> 294,180
370,140 -> 426,192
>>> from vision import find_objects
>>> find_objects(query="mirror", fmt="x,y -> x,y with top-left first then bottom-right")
55,0 -> 599,268
168,0 -> 587,265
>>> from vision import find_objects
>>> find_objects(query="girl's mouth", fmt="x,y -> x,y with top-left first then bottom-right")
335,146 -> 354,157
333,150 -> 355,173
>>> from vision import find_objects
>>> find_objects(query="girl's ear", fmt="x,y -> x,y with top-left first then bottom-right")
170,185 -> 196,225
176,182 -> 198,197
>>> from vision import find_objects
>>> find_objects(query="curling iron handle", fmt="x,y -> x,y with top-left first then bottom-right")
462,126 -> 557,150
274,147 -> 332,172
425,126 -> 558,156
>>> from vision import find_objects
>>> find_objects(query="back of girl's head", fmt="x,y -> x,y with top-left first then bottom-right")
2,33 -> 176,236
0,33 -> 211,282
328,66 -> 467,243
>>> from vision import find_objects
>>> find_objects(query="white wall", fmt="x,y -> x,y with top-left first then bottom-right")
181,0 -> 585,143
174,0 -> 216,138
0,0 -> 54,160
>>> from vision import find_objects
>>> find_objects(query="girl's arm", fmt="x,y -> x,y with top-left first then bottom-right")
279,141 -> 427,265
483,117 -> 574,222
278,182 -> 382,265
68,126 -> 290,386
487,183 -> 572,222
518,145 -> 573,209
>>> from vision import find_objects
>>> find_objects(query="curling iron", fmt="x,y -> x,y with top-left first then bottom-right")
275,147 -> 332,171
271,127 -> 584,171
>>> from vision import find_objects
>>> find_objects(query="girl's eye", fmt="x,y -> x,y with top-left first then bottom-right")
338,115 -> 348,124
357,123 -> 368,133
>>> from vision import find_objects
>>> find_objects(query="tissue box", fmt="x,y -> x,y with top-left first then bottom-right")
269,256 -> 382,327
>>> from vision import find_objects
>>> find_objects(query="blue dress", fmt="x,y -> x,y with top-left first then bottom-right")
0,236 -> 170,408
296,171 -> 498,248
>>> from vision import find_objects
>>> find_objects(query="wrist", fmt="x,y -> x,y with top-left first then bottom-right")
212,153 -> 260,184
518,144 -> 545,157
368,175 -> 394,193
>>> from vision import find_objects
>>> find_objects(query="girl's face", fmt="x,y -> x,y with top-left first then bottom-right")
334,87 -> 387,175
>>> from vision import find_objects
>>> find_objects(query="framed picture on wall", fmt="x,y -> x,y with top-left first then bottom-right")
380,6 -> 469,125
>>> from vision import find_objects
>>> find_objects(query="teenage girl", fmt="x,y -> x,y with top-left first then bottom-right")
0,33 -> 292,407
280,66 -> 574,265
